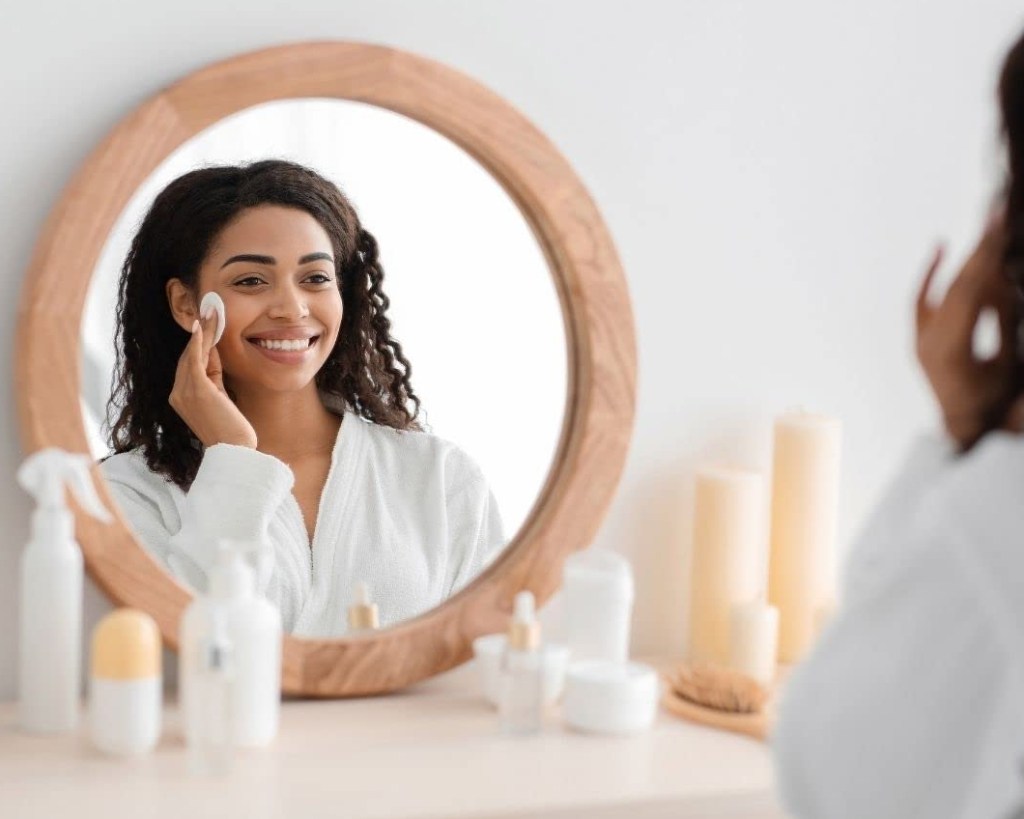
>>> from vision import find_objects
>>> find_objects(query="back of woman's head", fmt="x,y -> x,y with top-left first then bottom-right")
1000,28 -> 1024,286
108,159 -> 421,488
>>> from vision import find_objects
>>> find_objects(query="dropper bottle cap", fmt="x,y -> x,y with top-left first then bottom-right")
507,590 -> 541,652
347,581 -> 379,631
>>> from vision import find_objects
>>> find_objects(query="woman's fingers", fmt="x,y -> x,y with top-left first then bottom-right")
207,346 -> 226,391
199,311 -> 218,360
188,318 -> 205,372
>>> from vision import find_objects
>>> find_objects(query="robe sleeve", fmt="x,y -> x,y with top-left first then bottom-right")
442,446 -> 507,595
773,512 -> 1024,819
101,444 -> 295,592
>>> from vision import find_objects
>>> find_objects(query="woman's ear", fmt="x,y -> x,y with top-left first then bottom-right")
166,279 -> 198,331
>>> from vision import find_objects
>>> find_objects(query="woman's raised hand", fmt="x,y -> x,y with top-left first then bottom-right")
168,311 -> 257,449
915,215 -> 1024,452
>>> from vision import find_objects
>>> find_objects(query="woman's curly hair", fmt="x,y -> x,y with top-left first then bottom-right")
1002,30 -> 1024,291
107,159 -> 422,490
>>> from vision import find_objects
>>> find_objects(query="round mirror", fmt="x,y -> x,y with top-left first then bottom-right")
18,42 -> 635,695
80,98 -> 567,634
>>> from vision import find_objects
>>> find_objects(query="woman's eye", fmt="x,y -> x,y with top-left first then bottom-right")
305,273 -> 333,285
235,276 -> 266,287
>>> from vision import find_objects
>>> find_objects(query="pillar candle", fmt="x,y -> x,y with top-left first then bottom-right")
767,411 -> 842,662
690,467 -> 767,665
729,600 -> 779,686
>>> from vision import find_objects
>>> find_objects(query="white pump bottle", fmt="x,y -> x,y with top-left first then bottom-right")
17,447 -> 113,733
180,539 -> 282,749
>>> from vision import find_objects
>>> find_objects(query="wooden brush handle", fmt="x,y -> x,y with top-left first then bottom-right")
661,690 -> 772,741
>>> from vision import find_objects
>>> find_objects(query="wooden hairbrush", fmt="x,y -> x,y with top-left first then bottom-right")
661,661 -> 774,741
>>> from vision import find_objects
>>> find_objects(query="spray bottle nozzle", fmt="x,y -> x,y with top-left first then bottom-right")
18,448 -> 112,523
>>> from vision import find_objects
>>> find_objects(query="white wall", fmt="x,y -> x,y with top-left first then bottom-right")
1,0 -> 1022,698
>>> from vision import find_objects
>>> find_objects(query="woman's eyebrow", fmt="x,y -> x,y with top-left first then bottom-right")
220,252 -> 334,269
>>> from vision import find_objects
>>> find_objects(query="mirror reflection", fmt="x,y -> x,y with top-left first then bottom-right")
80,99 -> 567,636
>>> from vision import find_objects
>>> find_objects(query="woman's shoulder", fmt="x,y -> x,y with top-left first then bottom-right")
356,417 -> 487,483
99,447 -> 180,496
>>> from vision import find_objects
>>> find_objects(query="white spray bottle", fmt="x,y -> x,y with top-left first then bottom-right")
17,447 -> 113,732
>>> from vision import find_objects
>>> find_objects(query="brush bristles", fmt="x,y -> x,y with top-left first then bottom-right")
669,661 -> 768,714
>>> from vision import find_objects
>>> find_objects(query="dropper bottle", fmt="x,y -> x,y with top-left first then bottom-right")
17,448 -> 112,733
498,590 -> 544,735
347,581 -> 380,634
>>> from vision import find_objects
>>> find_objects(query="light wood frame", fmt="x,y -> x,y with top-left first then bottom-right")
15,41 -> 636,696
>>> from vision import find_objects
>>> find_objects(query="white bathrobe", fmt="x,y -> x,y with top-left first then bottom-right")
99,410 -> 506,637
773,429 -> 1024,819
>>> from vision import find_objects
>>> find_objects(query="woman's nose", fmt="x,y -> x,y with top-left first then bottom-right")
267,286 -> 309,320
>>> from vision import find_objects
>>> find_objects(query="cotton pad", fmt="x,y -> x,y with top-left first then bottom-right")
199,292 -> 226,346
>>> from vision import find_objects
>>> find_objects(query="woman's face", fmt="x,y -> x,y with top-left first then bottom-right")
190,205 -> 343,395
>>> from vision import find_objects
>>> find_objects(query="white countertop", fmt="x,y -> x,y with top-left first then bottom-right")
0,660 -> 787,819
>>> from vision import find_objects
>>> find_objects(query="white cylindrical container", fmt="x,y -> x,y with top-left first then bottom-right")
16,448 -> 113,734
563,549 -> 635,663
89,609 -> 162,755
19,509 -> 82,733
473,633 -> 570,706
728,600 -> 779,686
563,661 -> 660,734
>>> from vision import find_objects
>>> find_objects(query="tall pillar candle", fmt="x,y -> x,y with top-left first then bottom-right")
689,467 -> 766,665
767,411 -> 842,662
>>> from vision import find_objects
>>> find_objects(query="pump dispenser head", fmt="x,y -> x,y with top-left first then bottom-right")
18,448 -> 112,542
347,581 -> 380,632
508,590 -> 541,651
208,540 -> 257,600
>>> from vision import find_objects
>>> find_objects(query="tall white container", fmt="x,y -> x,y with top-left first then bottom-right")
563,549 -> 635,663
180,540 -> 282,748
17,449 -> 112,733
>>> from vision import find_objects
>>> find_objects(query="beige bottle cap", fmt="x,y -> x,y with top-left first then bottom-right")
507,590 -> 541,651
90,608 -> 162,680
347,581 -> 380,631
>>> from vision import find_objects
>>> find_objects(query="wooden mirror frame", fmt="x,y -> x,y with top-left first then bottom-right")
15,41 -> 636,696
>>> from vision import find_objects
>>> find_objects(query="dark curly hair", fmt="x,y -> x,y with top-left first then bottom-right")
1002,29 -> 1024,290
107,159 -> 422,489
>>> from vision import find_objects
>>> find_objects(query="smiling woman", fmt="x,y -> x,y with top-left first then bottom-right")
98,159 -> 506,636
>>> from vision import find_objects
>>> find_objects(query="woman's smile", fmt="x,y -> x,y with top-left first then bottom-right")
247,332 -> 322,363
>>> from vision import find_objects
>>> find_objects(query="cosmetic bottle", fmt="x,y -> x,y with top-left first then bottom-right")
180,539 -> 282,749
188,610 -> 234,776
89,609 -> 162,755
563,548 -> 635,663
17,448 -> 112,733
498,590 -> 544,735
347,581 -> 379,634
